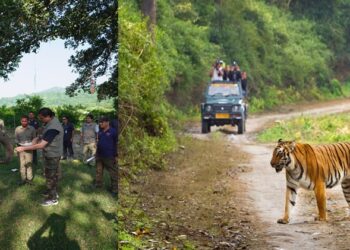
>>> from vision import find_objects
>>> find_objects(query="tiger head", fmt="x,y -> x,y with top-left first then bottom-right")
270,139 -> 296,173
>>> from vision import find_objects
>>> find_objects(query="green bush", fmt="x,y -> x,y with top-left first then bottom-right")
54,105 -> 84,126
0,105 -> 15,129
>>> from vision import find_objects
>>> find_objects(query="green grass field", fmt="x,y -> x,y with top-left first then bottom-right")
0,154 -> 117,249
257,113 -> 350,144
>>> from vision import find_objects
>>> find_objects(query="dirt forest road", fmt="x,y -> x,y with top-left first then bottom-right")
209,99 -> 350,250
133,99 -> 350,250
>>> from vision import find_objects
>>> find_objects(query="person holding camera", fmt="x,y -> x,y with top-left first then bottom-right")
209,59 -> 224,81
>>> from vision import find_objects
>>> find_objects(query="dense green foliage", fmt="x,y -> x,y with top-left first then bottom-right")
258,112 -> 350,144
131,0 -> 350,111
287,0 -> 350,76
119,1 -> 176,171
0,0 -> 117,102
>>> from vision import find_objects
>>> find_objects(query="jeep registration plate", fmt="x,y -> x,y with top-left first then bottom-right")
215,113 -> 230,119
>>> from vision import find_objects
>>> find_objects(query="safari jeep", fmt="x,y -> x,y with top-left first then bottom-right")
201,81 -> 248,134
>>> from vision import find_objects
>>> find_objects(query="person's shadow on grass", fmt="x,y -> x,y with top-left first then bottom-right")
27,213 -> 80,250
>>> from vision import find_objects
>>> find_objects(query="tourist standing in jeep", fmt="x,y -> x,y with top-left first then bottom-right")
209,60 -> 224,81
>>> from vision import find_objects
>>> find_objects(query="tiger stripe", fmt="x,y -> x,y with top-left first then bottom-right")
270,139 -> 350,224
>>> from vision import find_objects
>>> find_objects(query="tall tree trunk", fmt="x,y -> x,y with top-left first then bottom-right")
141,0 -> 156,39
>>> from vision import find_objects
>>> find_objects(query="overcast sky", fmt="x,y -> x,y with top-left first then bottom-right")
0,39 -> 78,98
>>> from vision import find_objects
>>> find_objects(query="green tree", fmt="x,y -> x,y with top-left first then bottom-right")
13,95 -> 44,118
54,105 -> 84,126
119,0 -> 176,169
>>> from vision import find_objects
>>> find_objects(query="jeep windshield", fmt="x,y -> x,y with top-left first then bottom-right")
207,83 -> 240,97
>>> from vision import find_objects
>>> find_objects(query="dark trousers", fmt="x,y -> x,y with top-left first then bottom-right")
32,150 -> 38,165
95,157 -> 118,193
43,157 -> 61,200
63,140 -> 74,158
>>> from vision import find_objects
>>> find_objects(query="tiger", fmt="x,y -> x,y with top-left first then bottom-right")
270,139 -> 350,224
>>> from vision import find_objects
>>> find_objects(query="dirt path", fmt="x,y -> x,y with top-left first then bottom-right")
130,99 -> 350,249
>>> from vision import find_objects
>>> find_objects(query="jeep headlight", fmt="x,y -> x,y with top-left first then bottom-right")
232,105 -> 240,112
205,105 -> 212,112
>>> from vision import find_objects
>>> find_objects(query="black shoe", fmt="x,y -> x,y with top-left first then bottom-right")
26,180 -> 34,185
18,181 -> 27,186
108,188 -> 118,198
93,184 -> 103,189
109,191 -> 117,198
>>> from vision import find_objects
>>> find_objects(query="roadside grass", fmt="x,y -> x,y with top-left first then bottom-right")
257,113 -> 350,144
0,154 -> 117,249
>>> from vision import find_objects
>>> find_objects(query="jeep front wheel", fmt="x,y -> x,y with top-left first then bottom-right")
237,118 -> 245,134
201,120 -> 210,134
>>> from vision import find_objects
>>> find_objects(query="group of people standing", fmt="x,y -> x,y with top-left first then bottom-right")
14,108 -> 118,206
209,59 -> 248,95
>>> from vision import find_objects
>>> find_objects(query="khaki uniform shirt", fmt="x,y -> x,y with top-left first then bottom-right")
81,122 -> 97,144
15,126 -> 36,144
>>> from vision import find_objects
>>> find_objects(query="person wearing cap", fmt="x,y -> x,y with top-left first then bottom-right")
94,116 -> 118,197
15,107 -> 64,206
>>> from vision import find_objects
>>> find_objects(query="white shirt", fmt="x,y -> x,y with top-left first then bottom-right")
211,68 -> 223,81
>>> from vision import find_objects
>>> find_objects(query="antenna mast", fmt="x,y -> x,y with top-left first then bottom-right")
34,55 -> 37,92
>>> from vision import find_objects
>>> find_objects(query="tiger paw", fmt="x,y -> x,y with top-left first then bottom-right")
277,218 -> 289,224
314,216 -> 327,222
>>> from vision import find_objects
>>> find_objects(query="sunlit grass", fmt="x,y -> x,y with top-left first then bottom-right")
258,113 -> 350,144
0,157 -> 117,249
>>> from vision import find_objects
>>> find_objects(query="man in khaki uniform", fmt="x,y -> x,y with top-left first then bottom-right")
81,114 -> 97,164
16,108 -> 63,206
15,115 -> 36,185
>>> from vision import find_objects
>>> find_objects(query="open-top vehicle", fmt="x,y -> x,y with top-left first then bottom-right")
201,81 -> 248,134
